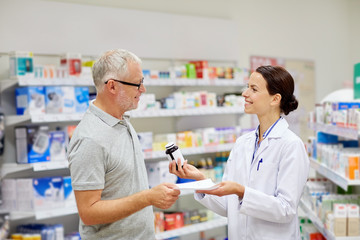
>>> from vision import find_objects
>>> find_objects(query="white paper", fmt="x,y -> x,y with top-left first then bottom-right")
176,179 -> 219,190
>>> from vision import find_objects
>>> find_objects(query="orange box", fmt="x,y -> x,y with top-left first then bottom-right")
348,155 -> 359,180
154,211 -> 165,233
164,213 -> 184,231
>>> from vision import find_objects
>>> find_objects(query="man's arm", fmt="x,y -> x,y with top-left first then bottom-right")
75,182 -> 180,225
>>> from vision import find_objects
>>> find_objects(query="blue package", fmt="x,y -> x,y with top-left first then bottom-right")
15,86 -> 45,115
27,126 -> 50,163
75,87 -> 89,113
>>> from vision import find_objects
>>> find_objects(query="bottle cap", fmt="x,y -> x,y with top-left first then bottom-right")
165,142 -> 175,149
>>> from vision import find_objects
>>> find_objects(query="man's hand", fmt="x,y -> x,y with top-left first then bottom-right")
147,183 -> 180,209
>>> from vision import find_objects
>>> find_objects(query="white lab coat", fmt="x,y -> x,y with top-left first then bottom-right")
195,118 -> 309,240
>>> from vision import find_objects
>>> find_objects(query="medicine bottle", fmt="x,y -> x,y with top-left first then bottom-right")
165,142 -> 185,170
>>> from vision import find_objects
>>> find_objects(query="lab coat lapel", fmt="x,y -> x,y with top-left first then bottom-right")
245,134 -> 255,177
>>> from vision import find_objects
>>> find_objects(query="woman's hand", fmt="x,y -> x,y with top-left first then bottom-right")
196,181 -> 245,198
169,158 -> 206,181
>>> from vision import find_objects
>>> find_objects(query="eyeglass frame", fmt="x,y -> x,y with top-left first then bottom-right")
104,77 -> 144,90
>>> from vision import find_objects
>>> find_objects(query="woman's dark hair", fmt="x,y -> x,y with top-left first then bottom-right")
256,65 -> 298,115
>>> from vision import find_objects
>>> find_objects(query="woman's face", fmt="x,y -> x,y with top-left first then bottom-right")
242,72 -> 275,116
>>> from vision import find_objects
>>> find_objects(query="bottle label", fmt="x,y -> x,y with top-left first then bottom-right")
166,148 -> 185,166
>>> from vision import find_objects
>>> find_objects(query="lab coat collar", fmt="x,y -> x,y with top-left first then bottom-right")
245,117 -> 289,140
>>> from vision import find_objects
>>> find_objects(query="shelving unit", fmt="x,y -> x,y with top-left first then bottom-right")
1,205 -> 78,221
1,143 -> 233,177
0,77 -> 245,92
308,122 -> 359,140
1,70 -> 245,238
299,199 -> 357,240
1,161 -> 69,178
155,217 -> 227,240
144,143 -> 234,160
5,107 -> 243,126
310,158 -> 360,191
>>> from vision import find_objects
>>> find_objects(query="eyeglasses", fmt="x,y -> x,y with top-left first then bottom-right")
105,77 -> 144,90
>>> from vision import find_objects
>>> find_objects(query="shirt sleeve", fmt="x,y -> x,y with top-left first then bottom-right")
68,137 -> 107,191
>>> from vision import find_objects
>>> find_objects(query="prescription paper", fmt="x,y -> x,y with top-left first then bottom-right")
176,179 -> 219,190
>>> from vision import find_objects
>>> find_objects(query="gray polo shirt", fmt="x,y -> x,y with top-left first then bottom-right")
67,100 -> 154,240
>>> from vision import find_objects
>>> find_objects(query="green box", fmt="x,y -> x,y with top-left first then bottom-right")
354,63 -> 360,99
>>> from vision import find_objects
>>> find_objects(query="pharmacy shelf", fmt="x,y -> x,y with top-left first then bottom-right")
155,216 -> 227,240
1,161 -> 69,178
310,158 -> 360,191
299,199 -> 358,240
0,77 -> 245,92
1,205 -> 78,221
144,143 -> 234,160
5,113 -> 85,126
6,108 -> 243,125
308,122 -> 359,140
0,77 -> 93,92
145,78 -> 245,86
128,107 -> 244,118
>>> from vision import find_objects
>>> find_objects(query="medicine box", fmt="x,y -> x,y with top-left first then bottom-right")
15,87 -> 45,115
146,161 -> 177,189
9,51 -> 34,79
60,53 -> 82,76
74,87 -> 89,113
61,86 -> 76,113
15,126 -> 50,164
45,86 -> 63,114
333,203 -> 347,237
16,177 -> 64,211
49,130 -> 66,161
63,176 -> 75,207
137,132 -> 153,152
1,179 -> 17,211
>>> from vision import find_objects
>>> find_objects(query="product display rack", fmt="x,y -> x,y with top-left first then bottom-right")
302,107 -> 360,238
155,216 -> 227,240
1,205 -> 78,221
308,122 -> 359,140
5,107 -> 244,126
1,70 -> 244,237
299,199 -> 358,240
310,158 -> 360,191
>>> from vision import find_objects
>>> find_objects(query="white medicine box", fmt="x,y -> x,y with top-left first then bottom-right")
9,51 -> 34,79
16,177 -> 64,211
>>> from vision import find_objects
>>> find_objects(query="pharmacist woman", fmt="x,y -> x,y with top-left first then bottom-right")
169,65 -> 310,240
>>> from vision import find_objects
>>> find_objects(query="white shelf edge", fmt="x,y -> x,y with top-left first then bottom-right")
1,161 -> 69,178
145,78 -> 246,86
5,113 -> 85,126
309,122 -> 359,140
3,205 -> 78,221
310,158 -> 360,191
128,107 -> 244,118
299,199 -> 357,240
155,217 -> 227,239
144,143 -> 234,160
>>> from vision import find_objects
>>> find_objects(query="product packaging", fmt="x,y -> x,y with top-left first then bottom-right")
15,126 -> 50,164
60,53 -> 82,76
15,87 -> 45,115
9,51 -> 34,79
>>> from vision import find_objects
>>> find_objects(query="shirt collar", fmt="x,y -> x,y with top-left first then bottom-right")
255,116 -> 283,139
89,100 -> 129,127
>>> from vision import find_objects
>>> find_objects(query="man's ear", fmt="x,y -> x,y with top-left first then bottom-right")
105,80 -> 117,94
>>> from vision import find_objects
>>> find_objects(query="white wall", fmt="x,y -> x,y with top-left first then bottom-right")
44,0 -> 358,102
349,0 -> 360,69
